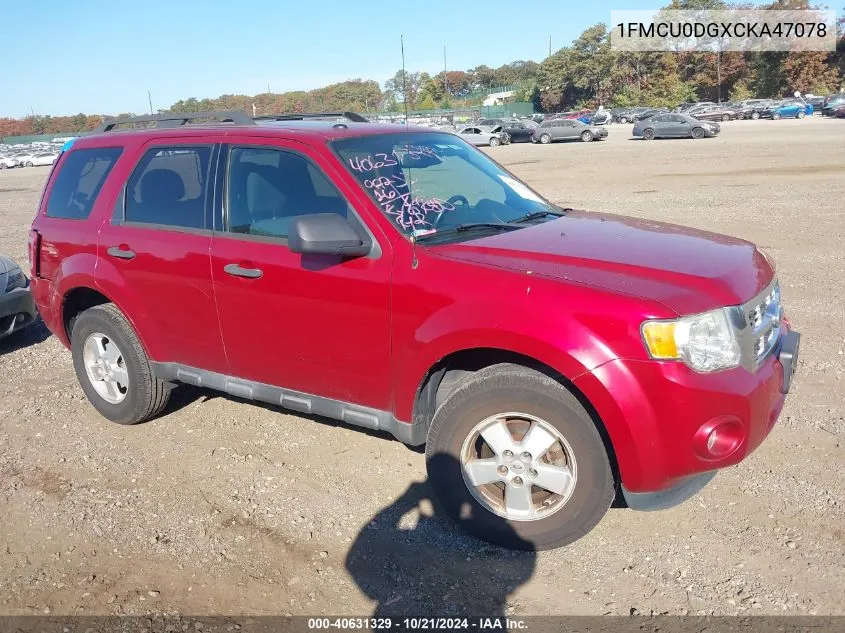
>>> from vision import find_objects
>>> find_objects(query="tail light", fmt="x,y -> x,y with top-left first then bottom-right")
28,229 -> 41,278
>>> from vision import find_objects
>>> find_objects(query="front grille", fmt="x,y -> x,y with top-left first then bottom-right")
742,280 -> 782,367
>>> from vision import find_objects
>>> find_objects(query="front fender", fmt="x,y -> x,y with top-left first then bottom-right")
391,295 -> 628,424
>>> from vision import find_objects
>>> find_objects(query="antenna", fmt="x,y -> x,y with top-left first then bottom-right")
148,90 -> 154,114
401,34 -> 409,126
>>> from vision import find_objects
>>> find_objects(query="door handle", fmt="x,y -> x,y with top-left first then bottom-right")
107,246 -> 136,260
224,263 -> 263,279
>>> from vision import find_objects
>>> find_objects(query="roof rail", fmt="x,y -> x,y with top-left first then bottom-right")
254,111 -> 369,123
94,110 -> 254,133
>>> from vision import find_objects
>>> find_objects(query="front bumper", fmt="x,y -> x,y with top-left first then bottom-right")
0,285 -> 37,339
574,326 -> 799,503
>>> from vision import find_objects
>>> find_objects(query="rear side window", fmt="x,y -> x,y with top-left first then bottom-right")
46,147 -> 122,219
124,146 -> 212,230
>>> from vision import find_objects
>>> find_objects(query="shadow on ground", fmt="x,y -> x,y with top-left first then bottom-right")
345,453 -> 536,617
0,318 -> 51,354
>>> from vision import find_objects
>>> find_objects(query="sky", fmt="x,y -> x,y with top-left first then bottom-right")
2,0 -> 686,118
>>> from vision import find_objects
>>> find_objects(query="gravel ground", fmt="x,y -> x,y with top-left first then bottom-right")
0,118 -> 843,617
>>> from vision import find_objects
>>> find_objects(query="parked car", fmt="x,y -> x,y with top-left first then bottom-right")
678,101 -> 715,112
589,110 -> 613,125
831,103 -> 845,118
691,105 -> 738,122
633,113 -> 720,139
821,94 -> 845,116
0,156 -> 20,169
0,253 -> 36,340
760,100 -> 813,119
455,126 -> 506,146
614,107 -> 651,123
494,121 -> 535,143
533,119 -> 608,143
632,108 -> 669,121
805,96 -> 825,112
731,100 -> 772,120
29,111 -> 799,551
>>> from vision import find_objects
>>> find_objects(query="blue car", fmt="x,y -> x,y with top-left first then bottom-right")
761,99 -> 813,119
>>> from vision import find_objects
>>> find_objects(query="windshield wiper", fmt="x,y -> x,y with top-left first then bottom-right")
510,208 -> 569,223
414,223 -> 520,242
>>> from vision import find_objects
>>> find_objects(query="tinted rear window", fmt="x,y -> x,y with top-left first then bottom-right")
46,147 -> 123,219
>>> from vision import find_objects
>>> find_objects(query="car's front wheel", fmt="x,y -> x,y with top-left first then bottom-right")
642,128 -> 655,140
773,112 -> 782,120
539,133 -> 552,144
425,364 -> 615,550
580,130 -> 594,142
71,304 -> 171,425
489,136 -> 501,147
691,127 -> 705,139
751,111 -> 760,120
721,114 -> 730,121
797,110 -> 806,119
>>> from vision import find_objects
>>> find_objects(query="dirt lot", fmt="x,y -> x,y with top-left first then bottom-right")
1,118 -> 843,618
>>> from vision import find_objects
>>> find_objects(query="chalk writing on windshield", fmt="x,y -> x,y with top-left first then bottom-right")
362,171 -> 454,231
347,144 -> 439,174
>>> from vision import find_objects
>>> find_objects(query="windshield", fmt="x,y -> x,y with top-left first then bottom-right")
332,132 -> 562,241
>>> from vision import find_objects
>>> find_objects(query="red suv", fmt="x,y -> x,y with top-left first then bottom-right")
29,111 -> 800,550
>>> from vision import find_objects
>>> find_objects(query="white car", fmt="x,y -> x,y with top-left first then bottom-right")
0,156 -> 20,169
454,126 -> 506,147
23,152 -> 58,167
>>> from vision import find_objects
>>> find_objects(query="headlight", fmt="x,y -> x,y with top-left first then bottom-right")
4,268 -> 26,292
641,307 -> 742,372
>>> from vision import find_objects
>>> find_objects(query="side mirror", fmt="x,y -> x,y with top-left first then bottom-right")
288,213 -> 370,257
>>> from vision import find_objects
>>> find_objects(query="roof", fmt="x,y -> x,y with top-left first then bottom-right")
72,120 -> 439,149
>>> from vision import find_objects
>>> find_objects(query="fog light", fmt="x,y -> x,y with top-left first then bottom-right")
693,416 -> 745,460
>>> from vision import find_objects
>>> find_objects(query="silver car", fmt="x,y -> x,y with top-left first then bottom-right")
455,126 -> 506,147
532,119 -> 609,143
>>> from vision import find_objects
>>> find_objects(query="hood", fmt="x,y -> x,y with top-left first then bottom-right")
430,211 -> 774,315
0,255 -> 14,275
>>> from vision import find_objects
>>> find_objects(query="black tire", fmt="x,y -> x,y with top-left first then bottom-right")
797,110 -> 805,119
25,161 -> 33,167
642,128 -> 655,140
580,130 -> 593,142
721,114 -> 730,121
489,136 -> 501,147
751,111 -> 760,120
691,127 -> 705,139
0,163 -> 6,169
539,133 -> 552,144
425,363 -> 614,551
619,116 -> 629,123
70,303 -> 171,425
772,112 -> 781,120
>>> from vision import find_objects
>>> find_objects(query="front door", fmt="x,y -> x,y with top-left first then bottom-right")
209,140 -> 393,410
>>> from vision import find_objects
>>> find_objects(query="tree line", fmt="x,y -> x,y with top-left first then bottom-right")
2,0 -> 843,139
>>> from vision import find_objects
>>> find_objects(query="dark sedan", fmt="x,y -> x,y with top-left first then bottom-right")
822,94 -> 845,116
0,254 -> 37,340
494,121 -> 535,143
633,113 -> 720,140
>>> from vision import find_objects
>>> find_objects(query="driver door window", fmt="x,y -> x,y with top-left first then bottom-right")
225,147 -> 349,240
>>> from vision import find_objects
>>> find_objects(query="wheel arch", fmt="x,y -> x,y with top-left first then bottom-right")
409,346 -> 621,489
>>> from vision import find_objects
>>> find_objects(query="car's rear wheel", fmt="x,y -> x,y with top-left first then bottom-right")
425,364 -> 615,550
580,130 -> 593,142
25,161 -> 33,167
773,112 -> 782,120
71,304 -> 171,425
797,110 -> 805,119
539,133 -> 552,144
721,114 -> 730,121
489,137 -> 501,147
751,111 -> 760,120
642,128 -> 655,140
619,116 -> 628,123
691,127 -> 705,139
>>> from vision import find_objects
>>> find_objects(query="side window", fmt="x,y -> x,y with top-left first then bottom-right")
226,147 -> 349,240
124,146 -> 211,229
46,147 -> 122,219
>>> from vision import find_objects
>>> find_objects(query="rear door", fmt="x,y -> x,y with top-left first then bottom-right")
95,141 -> 228,373
208,139 -> 392,409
